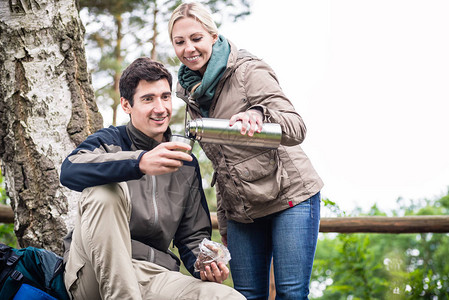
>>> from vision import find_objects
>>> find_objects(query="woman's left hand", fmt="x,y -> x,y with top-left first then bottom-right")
229,109 -> 263,136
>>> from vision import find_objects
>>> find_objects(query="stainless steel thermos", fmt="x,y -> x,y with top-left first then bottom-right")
185,118 -> 282,149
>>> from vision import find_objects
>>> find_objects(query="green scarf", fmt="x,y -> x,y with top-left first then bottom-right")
178,35 -> 230,117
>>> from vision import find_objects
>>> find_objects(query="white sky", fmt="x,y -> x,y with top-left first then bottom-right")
216,0 -> 449,214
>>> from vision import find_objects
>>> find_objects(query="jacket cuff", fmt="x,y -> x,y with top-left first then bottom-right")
249,105 -> 270,122
217,209 -> 227,236
135,150 -> 147,175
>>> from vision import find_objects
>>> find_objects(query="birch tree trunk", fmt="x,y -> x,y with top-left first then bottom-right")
0,0 -> 103,254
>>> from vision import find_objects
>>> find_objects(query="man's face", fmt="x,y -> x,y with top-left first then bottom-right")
121,79 -> 172,142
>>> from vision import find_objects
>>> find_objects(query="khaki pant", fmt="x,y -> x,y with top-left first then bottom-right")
64,183 -> 244,300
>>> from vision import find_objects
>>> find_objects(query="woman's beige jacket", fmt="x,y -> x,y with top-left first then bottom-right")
176,40 -> 324,236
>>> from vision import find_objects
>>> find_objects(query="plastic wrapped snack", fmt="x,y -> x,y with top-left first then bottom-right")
194,238 -> 231,272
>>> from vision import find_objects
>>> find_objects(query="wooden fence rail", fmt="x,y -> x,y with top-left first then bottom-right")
317,215 -> 449,233
209,212 -> 449,233
2,205 -> 449,233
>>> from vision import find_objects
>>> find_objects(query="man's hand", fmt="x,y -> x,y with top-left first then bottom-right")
139,142 -> 192,175
229,109 -> 263,137
200,262 -> 230,284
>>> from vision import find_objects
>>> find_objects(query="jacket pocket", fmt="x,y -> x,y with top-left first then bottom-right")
215,171 -> 241,211
232,150 -> 285,203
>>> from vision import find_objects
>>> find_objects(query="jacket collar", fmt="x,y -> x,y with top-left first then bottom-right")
175,39 -> 241,102
222,40 -> 256,80
126,121 -> 171,151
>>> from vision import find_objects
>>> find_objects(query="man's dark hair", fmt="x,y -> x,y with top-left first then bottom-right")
119,57 -> 173,106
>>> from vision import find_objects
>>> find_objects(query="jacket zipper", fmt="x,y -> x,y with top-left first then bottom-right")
149,175 -> 158,263
152,175 -> 158,225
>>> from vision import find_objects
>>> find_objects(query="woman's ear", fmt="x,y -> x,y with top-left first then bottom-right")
212,34 -> 219,44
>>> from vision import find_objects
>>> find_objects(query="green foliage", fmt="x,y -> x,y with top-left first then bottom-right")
313,233 -> 389,299
0,171 -> 17,247
312,190 -> 449,299
0,223 -> 17,247
322,198 -> 346,217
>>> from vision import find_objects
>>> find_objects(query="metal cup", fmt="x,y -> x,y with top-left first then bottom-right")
169,134 -> 195,155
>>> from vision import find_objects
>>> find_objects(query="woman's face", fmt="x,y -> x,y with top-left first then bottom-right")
171,17 -> 218,75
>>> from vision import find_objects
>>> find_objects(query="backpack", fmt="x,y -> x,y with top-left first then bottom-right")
0,243 -> 69,300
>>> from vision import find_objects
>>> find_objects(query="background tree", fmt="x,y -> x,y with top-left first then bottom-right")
78,0 -> 251,126
77,0 -> 150,126
0,0 -> 103,253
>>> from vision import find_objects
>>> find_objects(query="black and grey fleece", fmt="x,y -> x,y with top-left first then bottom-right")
60,122 -> 211,278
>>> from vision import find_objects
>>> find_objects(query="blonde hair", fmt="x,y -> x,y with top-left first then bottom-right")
168,2 -> 219,41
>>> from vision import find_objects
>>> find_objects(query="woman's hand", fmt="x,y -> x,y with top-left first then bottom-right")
221,234 -> 227,247
229,109 -> 263,136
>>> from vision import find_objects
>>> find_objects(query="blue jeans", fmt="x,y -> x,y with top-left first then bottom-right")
227,192 -> 321,300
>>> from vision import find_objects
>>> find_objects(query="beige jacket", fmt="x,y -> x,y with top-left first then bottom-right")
176,40 -> 324,235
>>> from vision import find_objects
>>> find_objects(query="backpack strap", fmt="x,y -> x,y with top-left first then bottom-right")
0,270 -> 25,300
0,243 -> 10,252
9,270 -> 23,282
0,244 -> 22,285
0,245 -> 24,300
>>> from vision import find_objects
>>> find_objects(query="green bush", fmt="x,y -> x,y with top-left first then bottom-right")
0,171 -> 17,247
312,192 -> 449,299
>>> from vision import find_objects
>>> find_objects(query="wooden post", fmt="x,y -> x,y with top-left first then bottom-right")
0,204 -> 14,223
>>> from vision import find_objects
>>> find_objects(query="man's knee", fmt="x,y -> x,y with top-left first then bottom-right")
80,182 -> 130,215
202,282 -> 246,300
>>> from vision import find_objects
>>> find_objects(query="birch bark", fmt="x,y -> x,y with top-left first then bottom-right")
0,0 -> 103,253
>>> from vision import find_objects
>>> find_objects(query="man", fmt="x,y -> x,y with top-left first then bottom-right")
60,58 -> 244,300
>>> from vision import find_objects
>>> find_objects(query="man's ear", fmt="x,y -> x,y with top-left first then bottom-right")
121,97 -> 131,114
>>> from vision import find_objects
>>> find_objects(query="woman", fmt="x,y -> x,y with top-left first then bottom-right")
169,3 -> 324,299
